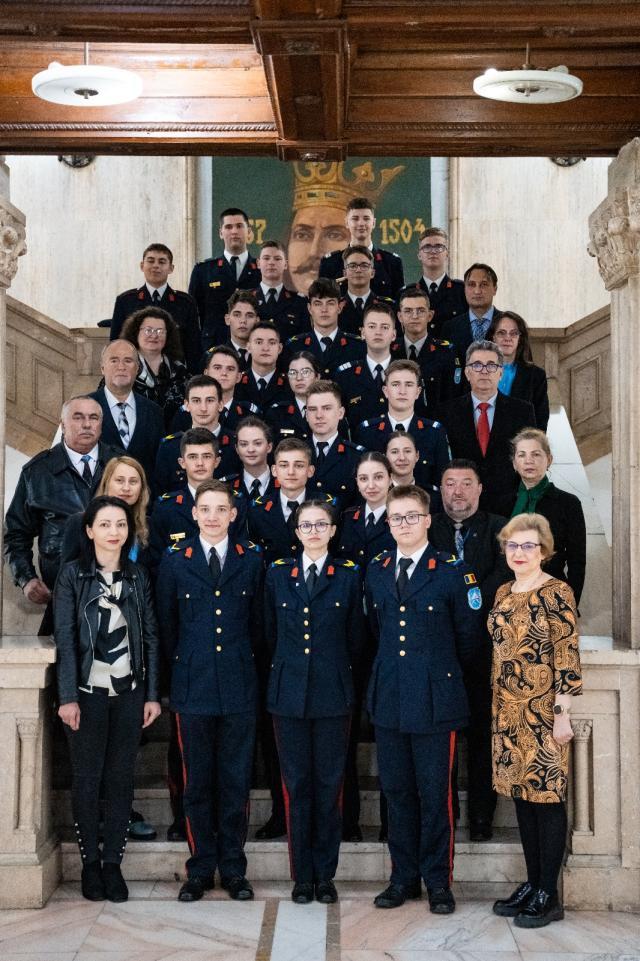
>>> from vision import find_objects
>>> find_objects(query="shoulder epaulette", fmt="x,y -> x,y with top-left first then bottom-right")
271,557 -> 296,567
253,495 -> 264,506
336,362 -> 353,373
431,420 -> 442,429
161,433 -> 177,443
371,549 -> 392,565
335,558 -> 360,572
443,552 -> 462,566
238,540 -> 261,554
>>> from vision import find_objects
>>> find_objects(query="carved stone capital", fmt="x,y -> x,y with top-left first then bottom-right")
0,195 -> 26,288
16,718 -> 39,740
572,718 -> 593,741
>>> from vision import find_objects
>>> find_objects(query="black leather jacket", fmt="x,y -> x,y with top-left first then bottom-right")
3,441 -> 120,590
53,559 -> 160,705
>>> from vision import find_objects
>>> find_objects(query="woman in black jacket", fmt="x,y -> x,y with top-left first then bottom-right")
54,496 -> 161,903
487,311 -> 550,431
509,428 -> 587,605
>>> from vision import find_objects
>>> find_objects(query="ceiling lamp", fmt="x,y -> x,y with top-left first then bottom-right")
32,42 -> 142,107
473,44 -> 583,104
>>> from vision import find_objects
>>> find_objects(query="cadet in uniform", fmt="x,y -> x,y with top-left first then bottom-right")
286,279 -> 366,379
188,208 -> 260,351
365,485 -> 483,914
157,479 -> 263,902
305,380 -> 365,506
413,229 -> 467,339
335,301 -> 398,429
235,322 -> 290,411
251,240 -> 310,340
264,499 -> 364,904
319,196 -> 405,300
220,415 -> 276,502
337,246 -> 377,335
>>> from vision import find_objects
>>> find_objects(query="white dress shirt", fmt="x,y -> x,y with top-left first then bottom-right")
65,443 -> 99,478
200,534 -> 229,569
395,542 -> 430,581
471,392 -> 498,431
244,468 -> 271,497
225,250 -> 248,274
366,355 -> 391,377
146,282 -> 168,299
302,552 -> 328,578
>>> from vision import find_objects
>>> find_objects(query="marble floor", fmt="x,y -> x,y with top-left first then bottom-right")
0,883 -> 638,961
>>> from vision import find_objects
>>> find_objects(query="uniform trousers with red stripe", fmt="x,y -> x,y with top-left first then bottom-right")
376,725 -> 456,890
176,711 -> 255,880
273,714 -> 350,884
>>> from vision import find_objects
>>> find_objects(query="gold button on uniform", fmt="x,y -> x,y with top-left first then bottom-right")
304,633 -> 310,640
399,605 -> 406,612
399,635 -> 406,642
303,607 -> 309,613
399,620 -> 406,627
216,609 -> 222,615
303,620 -> 309,626
216,645 -> 222,652
216,627 -> 222,634
215,590 -> 221,597
304,648 -> 310,654
399,650 -> 406,656
428,605 -> 433,611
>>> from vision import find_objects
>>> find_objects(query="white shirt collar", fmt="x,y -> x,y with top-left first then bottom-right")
422,273 -> 446,290
145,282 -> 168,299
365,504 -> 386,523
471,392 -> 498,409
302,552 -> 328,576
314,327 -> 338,344
296,396 -> 306,415
470,306 -> 494,322
200,534 -> 229,567
244,468 -> 271,496
251,368 -> 275,386
280,491 -> 305,516
260,281 -> 283,297
348,289 -> 371,305
313,432 -> 338,453
64,443 -> 99,473
389,414 -> 413,432
395,542 -> 429,576
231,338 -> 248,353
366,355 -> 391,376
224,250 -> 248,271
188,484 -> 198,502
104,386 -> 135,412
404,334 -> 428,353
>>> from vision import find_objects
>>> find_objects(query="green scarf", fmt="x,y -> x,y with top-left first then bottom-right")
511,475 -> 551,517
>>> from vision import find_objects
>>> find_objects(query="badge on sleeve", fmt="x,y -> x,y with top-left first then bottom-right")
467,586 -> 482,610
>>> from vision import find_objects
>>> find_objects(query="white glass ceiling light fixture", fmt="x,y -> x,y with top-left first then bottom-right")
32,43 -> 142,106
473,45 -> 583,104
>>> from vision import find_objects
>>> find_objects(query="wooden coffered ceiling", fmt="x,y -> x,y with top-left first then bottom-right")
1,0 -> 640,158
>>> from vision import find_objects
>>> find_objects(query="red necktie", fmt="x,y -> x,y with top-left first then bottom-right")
476,402 -> 490,456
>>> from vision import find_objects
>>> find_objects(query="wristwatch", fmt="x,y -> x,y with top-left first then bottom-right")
553,704 -> 570,716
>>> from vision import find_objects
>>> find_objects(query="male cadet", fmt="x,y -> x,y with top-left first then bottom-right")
305,381 -> 364,504
157,479 -> 263,903
235,322 -> 290,411
110,243 -> 201,374
287,278 -> 366,379
222,415 -> 276,502
395,286 -> 462,414
365,484 -> 483,914
90,339 -> 165,484
430,459 -> 510,841
155,375 -> 239,493
4,395 -> 119,633
189,207 -> 260,351
224,290 -> 259,370
338,246 -> 378,335
205,346 -> 259,429
355,360 -> 450,490
438,340 -> 535,516
335,302 -> 397,429
252,240 -> 309,340
319,196 -> 405,299
440,263 -> 503,361
414,229 -> 467,339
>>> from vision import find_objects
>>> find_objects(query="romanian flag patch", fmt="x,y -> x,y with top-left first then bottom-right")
464,573 -> 477,585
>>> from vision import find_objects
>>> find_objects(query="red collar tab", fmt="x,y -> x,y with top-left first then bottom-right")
446,280 -> 452,288
265,500 -> 273,512
235,543 -> 245,555
176,494 -> 183,504
354,366 -> 362,375
291,565 -> 299,578
288,405 -> 295,414
185,546 -> 193,558
428,557 -> 436,569
337,443 -> 345,453
138,290 -> 145,300
221,434 -> 229,445
353,509 -> 361,521
217,258 -> 224,267
382,555 -> 392,568
375,252 -> 382,261
169,292 -> 175,302
327,565 -> 335,576
417,419 -> 424,429
340,337 -> 347,346
378,422 -> 385,431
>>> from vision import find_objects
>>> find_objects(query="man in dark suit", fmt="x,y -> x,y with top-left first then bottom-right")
413,228 -> 467,338
110,243 -> 201,374
440,264 -> 502,361
319,196 -> 405,300
90,339 -> 165,484
286,278 -> 366,379
251,240 -> 309,341
365,484 -> 483,914
438,341 -> 536,516
189,208 -> 261,351
430,459 -> 510,841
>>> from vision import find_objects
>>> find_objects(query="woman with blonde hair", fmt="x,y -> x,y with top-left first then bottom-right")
489,512 -> 582,928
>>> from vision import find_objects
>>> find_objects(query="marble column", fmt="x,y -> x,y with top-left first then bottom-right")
588,138 -> 640,649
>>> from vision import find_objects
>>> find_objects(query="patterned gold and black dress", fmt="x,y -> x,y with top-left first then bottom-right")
488,578 -> 582,803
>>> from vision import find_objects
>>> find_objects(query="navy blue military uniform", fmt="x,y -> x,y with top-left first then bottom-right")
148,487 -> 248,570
189,254 -> 261,351
334,359 -> 388,429
264,555 -> 364,883
252,285 -> 310,340
264,400 -> 312,444
248,490 -> 335,566
235,369 -> 290,411
286,330 -> 366,379
414,276 -> 467,339
157,536 -> 263,882
170,399 -> 259,434
219,472 -> 277,505
393,337 -> 463,413
154,429 -> 240,495
110,284 -> 202,374
338,292 -> 382,336
310,437 -> 364,506
354,414 -> 450,489
365,545 -> 483,891
320,247 -> 405,300
336,505 -> 394,568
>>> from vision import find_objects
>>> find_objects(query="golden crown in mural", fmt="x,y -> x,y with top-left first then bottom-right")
292,161 -> 405,211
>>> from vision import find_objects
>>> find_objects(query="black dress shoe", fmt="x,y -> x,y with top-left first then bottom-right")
428,886 -> 456,915
81,862 -> 105,901
374,881 -> 422,908
255,815 -> 287,840
315,879 -> 338,903
102,863 -> 129,903
167,820 -> 187,842
178,876 -> 215,902
493,881 -> 534,917
513,889 -> 564,928
469,820 -> 493,842
222,876 -> 254,900
291,881 -> 314,904
342,825 -> 363,842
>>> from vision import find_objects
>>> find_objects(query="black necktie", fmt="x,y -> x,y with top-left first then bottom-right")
429,281 -> 438,298
320,336 -> 332,352
408,344 -> 418,361
396,557 -> 413,598
152,289 -> 160,303
238,347 -> 247,365
267,287 -> 277,304
230,255 -> 240,280
355,297 -> 364,314
287,500 -> 299,535
306,562 -> 318,595
316,441 -> 328,464
374,363 -> 384,388
219,406 -> 228,425
395,423 -> 406,432
80,454 -> 92,485
209,547 -> 221,585
366,512 -> 376,535
250,478 -> 261,499
257,377 -> 267,392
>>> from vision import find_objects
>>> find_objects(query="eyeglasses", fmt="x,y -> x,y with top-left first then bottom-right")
288,367 -> 315,378
388,512 -> 429,527
345,262 -> 372,271
466,361 -> 503,373
298,520 -> 330,534
140,326 -> 166,337
504,541 -> 541,553
400,307 -> 427,317
419,243 -> 447,253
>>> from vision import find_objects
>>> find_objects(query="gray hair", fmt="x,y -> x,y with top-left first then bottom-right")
465,339 -> 504,365
60,395 -> 103,420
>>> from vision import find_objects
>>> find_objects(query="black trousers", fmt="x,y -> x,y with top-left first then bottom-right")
514,797 -> 568,896
65,686 -> 144,865
273,714 -> 350,884
176,711 -> 255,880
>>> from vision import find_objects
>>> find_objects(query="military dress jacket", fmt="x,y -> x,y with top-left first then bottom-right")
320,247 -> 405,300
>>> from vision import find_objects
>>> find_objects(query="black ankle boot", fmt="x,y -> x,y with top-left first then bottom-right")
513,889 -> 564,928
102,863 -> 129,903
81,861 -> 105,901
